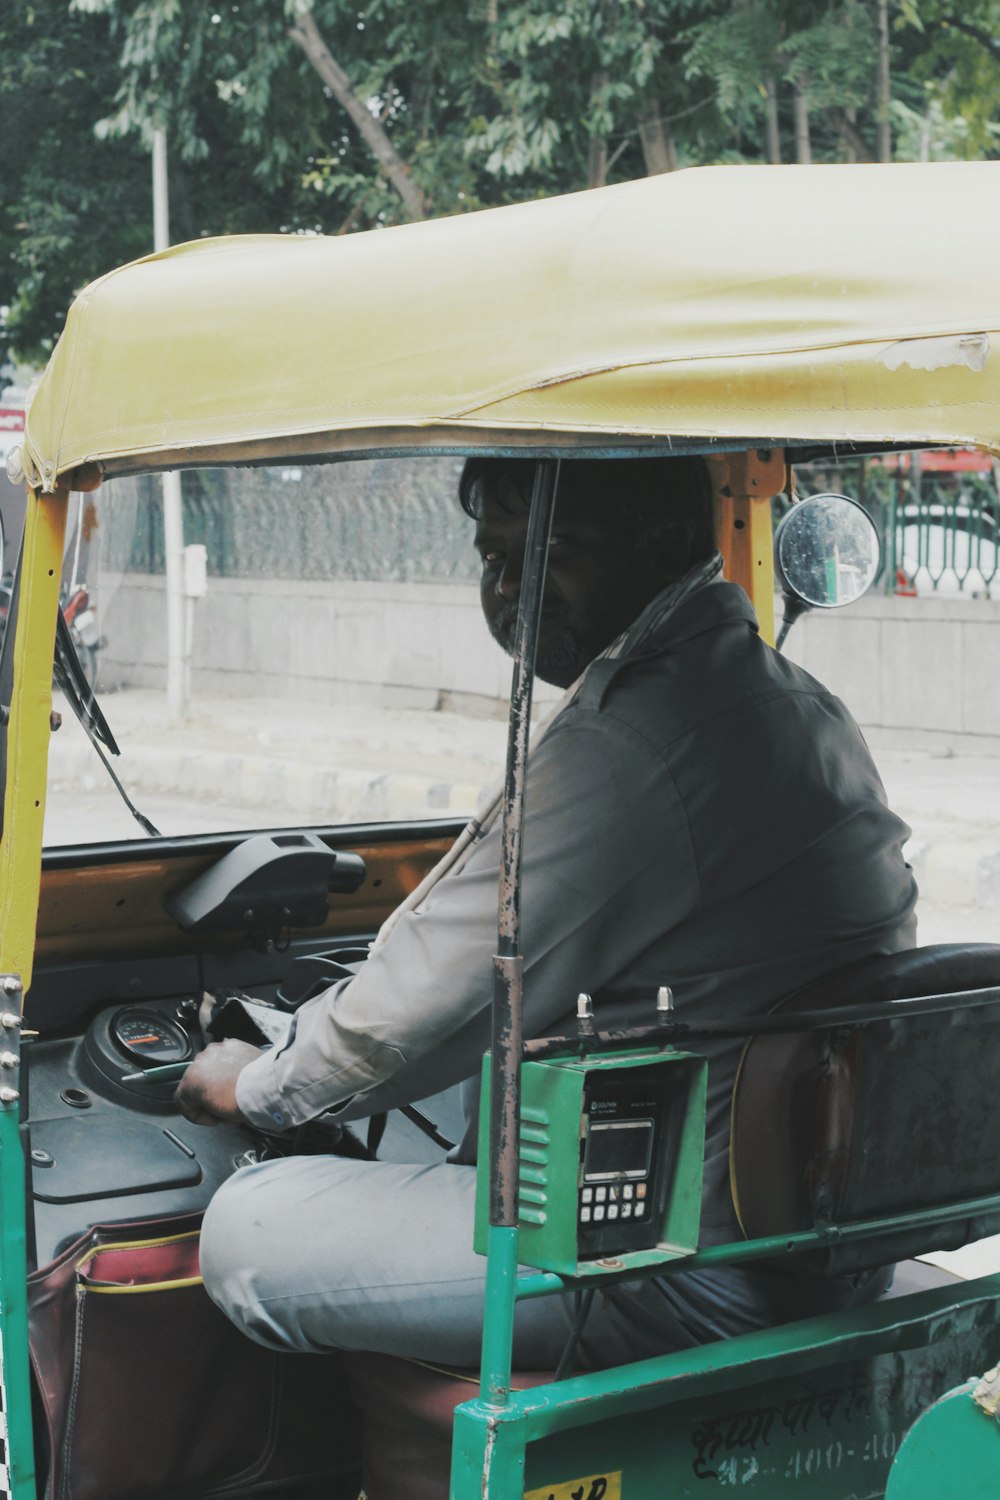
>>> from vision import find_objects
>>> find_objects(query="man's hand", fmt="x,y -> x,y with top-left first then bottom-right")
174,1038 -> 261,1126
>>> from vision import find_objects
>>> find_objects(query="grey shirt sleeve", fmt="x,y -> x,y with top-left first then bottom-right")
235,705 -> 700,1132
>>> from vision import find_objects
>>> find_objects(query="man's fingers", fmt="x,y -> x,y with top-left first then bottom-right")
174,1094 -> 223,1126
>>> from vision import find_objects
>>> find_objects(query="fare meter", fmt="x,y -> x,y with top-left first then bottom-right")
474,1046 -> 707,1277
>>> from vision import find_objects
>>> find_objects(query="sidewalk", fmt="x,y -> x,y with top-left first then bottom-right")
47,688 -> 1000,910
866,728 -> 1000,910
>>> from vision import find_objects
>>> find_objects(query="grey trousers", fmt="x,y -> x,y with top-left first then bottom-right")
199,1153 -> 882,1370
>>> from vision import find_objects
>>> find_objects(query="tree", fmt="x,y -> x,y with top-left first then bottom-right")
0,0 -> 342,367
2,0 -> 996,372
0,1 -> 154,365
896,1 -> 1000,158
72,1 -> 491,223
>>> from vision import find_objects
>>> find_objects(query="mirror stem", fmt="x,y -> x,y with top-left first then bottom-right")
775,592 -> 812,652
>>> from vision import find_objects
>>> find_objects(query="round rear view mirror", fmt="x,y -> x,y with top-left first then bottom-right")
773,493 -> 880,650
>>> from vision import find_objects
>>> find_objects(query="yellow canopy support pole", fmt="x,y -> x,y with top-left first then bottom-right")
707,448 -> 786,648
0,486 -> 69,998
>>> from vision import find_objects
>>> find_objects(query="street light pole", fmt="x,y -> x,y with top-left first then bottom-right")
153,126 -> 186,722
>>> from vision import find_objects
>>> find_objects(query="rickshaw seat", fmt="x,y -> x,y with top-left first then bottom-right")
730,942 -> 1000,1274
342,1352 -> 554,1500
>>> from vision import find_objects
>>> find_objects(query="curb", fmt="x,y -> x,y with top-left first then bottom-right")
904,835 -> 1000,912
49,739 -> 1000,912
48,740 -> 486,825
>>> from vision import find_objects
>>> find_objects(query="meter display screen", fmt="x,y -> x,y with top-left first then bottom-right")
583,1118 -> 654,1182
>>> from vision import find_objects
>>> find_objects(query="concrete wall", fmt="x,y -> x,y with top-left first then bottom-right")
785,594 -> 1000,742
97,572 -> 1000,740
97,573 -> 561,715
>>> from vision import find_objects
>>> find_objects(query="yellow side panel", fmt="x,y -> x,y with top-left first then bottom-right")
0,488 -> 68,996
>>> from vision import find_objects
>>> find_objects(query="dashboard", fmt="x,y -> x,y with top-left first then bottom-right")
24,829 -> 464,1269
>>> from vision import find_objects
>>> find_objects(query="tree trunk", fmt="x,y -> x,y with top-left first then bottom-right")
918,108 -> 933,161
288,10 -> 425,219
764,77 -> 781,164
588,71 -> 609,188
842,103 -> 858,162
588,134 -> 608,188
793,86 -> 811,165
876,0 -> 891,162
832,107 -> 875,161
638,104 -> 676,174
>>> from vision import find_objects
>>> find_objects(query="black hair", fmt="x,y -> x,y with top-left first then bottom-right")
458,454 -> 716,574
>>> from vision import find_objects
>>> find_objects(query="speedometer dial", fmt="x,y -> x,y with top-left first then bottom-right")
110,1008 -> 193,1067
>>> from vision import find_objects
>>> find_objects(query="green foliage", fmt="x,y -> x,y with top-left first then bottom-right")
0,1 -> 152,364
2,0 -> 997,370
896,1 -> 1000,156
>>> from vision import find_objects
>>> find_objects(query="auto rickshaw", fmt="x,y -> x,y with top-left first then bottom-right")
2,159 -> 1000,1500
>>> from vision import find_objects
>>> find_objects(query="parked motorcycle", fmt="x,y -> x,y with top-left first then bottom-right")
0,575 -> 104,687
61,582 -> 103,686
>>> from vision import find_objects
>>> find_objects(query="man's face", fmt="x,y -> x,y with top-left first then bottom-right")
473,472 -> 665,688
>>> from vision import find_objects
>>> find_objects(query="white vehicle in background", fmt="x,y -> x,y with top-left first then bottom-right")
897,501 -> 1000,597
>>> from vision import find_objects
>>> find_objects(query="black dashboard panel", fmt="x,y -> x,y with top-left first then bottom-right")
24,828 -> 470,1271
24,999 -> 254,1268
23,941 -> 463,1269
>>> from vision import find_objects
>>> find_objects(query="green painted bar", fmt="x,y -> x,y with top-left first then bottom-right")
478,1224 -> 520,1407
460,1275 -> 1000,1444
512,1187 -> 1000,1301
451,1400 -> 529,1500
0,1108 -> 37,1500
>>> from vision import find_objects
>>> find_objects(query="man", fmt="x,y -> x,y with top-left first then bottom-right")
181,455 -> 916,1369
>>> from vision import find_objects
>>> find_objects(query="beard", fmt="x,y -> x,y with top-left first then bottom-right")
487,600 -> 593,688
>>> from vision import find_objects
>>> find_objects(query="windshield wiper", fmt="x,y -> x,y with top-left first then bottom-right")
53,610 -> 161,838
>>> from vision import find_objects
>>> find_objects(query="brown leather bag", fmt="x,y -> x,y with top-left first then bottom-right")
28,1212 -> 361,1500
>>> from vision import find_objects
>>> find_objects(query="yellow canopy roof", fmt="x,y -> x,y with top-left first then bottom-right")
19,160 -> 1000,491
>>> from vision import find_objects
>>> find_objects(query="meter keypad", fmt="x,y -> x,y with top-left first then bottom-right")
578,1175 -> 648,1228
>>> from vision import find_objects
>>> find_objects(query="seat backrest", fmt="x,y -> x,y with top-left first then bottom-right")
730,943 -> 1000,1275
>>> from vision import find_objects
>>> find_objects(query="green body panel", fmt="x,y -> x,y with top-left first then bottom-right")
0,1100 -> 37,1500
451,1275 -> 1000,1499
886,1377 -> 1000,1499
474,1049 -> 706,1276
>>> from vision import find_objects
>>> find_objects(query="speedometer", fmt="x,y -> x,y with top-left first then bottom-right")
110,1008 -> 193,1067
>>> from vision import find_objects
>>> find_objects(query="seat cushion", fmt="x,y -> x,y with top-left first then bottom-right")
343,1352 -> 554,1500
731,943 -> 1000,1274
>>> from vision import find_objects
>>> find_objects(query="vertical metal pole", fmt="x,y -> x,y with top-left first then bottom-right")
68,494 -> 84,593
482,458 -> 558,1408
152,128 -> 169,253
153,127 -> 186,722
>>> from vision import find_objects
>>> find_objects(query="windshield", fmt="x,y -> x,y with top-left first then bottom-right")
30,445 -> 1000,964
42,456 -> 567,845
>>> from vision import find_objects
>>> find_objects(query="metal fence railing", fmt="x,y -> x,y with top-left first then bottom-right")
795,455 -> 1000,599
98,453 -> 1000,599
887,478 -> 1000,598
102,457 -> 477,585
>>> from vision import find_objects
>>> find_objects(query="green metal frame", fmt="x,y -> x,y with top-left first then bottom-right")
457,1169 -> 1000,1494
0,998 -> 35,1500
453,1272 -> 1000,1497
